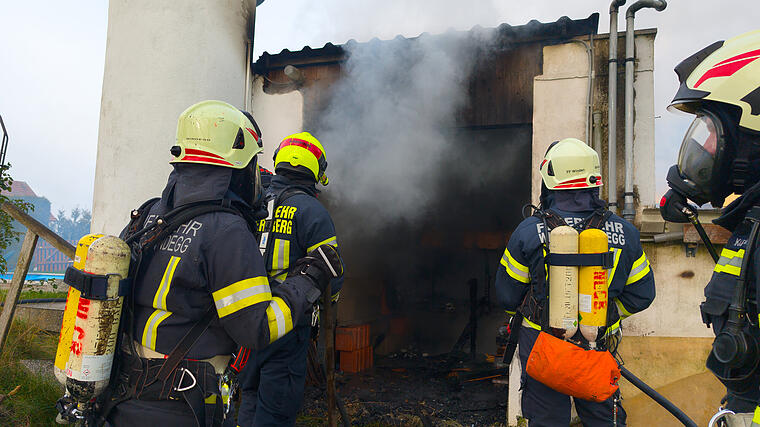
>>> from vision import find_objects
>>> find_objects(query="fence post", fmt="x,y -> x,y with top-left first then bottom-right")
0,230 -> 39,352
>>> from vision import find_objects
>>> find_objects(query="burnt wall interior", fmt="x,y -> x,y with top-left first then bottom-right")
260,37 -> 544,356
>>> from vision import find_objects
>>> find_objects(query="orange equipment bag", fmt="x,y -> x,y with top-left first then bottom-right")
526,331 -> 621,402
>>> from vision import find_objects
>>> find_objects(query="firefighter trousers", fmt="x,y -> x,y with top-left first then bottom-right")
235,324 -> 311,427
517,327 -> 627,427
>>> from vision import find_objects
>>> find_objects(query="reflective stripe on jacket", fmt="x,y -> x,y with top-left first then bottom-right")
123,165 -> 316,359
495,206 -> 655,334
260,175 -> 343,300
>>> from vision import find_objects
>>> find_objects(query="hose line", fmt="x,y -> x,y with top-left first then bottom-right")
620,366 -> 697,426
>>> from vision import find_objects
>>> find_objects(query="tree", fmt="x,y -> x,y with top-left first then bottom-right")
0,164 -> 32,273
51,207 -> 91,243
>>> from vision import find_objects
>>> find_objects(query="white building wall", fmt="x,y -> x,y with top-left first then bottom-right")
92,0 -> 252,234
250,77 -> 304,170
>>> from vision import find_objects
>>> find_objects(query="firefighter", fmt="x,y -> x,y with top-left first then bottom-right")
104,101 -> 342,426
660,30 -> 760,423
236,131 -> 343,426
496,138 -> 655,426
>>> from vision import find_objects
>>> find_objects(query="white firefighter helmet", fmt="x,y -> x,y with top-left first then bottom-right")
539,138 -> 603,190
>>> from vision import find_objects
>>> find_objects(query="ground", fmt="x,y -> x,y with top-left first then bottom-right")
298,354 -> 515,426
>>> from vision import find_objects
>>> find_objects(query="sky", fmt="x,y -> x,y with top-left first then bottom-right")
0,0 -> 758,214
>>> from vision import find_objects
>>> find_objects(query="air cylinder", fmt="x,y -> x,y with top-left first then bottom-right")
548,225 -> 579,340
578,229 -> 609,348
54,234 -> 102,385
56,235 -> 130,403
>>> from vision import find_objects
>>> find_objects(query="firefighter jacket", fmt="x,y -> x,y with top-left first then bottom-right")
258,174 -> 343,302
495,196 -> 655,336
121,164 -> 318,360
703,182 -> 760,319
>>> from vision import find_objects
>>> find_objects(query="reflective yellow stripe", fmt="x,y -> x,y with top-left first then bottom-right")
205,394 -> 217,404
626,252 -> 651,285
714,248 -> 744,276
269,270 -> 288,283
141,257 -> 181,350
272,238 -> 290,272
307,235 -> 338,252
505,310 -> 516,316
501,249 -> 530,283
615,298 -> 634,320
266,297 -> 293,343
142,310 -> 171,350
523,317 -> 541,331
605,319 -> 621,336
331,291 -> 340,302
753,406 -> 760,423
153,256 -> 180,310
212,276 -> 272,318
607,248 -> 622,286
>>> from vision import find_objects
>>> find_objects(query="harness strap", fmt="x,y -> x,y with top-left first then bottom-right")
151,306 -> 216,391
502,312 -> 523,366
545,252 -> 614,269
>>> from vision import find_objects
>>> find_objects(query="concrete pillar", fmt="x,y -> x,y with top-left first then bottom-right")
92,0 -> 252,234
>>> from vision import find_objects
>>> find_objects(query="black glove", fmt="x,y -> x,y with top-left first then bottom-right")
289,244 -> 343,293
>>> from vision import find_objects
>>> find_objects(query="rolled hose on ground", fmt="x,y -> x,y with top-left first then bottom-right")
620,366 -> 697,427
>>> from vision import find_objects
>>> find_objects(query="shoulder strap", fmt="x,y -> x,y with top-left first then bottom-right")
502,312 -> 523,366
259,187 -> 308,258
579,208 -> 612,231
123,197 -> 161,241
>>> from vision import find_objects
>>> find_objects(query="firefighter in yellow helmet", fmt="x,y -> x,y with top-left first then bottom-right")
660,30 -> 760,424
236,131 -> 343,426
98,101 -> 342,427
497,138 -> 655,426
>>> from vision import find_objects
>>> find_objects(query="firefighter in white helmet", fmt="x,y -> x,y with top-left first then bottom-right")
98,100 -> 342,427
660,30 -> 760,425
496,138 -> 655,426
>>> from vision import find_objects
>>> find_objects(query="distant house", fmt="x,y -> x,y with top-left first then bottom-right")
2,180 -> 71,273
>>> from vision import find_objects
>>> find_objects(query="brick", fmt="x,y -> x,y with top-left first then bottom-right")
335,324 -> 370,351
339,346 -> 373,373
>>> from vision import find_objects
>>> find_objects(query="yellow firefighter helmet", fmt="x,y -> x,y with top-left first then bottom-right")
170,100 -> 263,169
670,29 -> 760,132
539,138 -> 602,190
273,132 -> 329,185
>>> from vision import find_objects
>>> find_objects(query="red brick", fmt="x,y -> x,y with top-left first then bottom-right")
339,346 -> 373,373
335,324 -> 370,351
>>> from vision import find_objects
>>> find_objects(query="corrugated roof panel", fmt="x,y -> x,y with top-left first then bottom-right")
255,13 -> 599,72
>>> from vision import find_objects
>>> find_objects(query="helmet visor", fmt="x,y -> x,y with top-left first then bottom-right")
677,113 -> 723,194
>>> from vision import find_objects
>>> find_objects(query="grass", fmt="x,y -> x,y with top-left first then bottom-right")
0,289 -> 68,303
0,319 -> 62,427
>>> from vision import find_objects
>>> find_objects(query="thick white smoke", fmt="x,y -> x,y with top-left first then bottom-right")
316,32 -> 494,232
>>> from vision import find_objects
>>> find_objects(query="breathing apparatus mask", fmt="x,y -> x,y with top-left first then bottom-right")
662,109 -> 729,215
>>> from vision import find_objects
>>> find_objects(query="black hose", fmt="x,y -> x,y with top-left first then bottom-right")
620,366 -> 697,427
0,298 -> 66,307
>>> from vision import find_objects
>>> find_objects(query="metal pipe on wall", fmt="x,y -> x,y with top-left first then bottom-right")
570,39 -> 593,144
593,111 -> 603,156
622,0 -> 667,221
608,0 -> 626,212
244,1 -> 257,111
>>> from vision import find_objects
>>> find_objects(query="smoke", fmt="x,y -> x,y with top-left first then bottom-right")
316,32 -> 490,232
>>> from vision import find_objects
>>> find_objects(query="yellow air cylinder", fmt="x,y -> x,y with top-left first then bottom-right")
61,235 -> 130,402
54,234 -> 103,385
548,225 -> 579,340
578,228 -> 609,348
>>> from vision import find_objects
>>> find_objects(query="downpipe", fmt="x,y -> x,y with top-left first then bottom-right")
608,0 -> 626,213
622,0 -> 667,221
